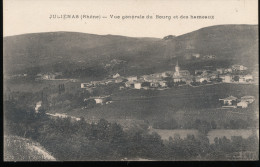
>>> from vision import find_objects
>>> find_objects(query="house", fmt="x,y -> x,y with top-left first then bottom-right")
143,75 -> 160,83
199,77 -> 208,83
105,80 -> 113,85
219,75 -> 225,80
195,76 -> 209,83
173,77 -> 182,83
192,53 -> 200,58
224,68 -> 232,73
36,73 -> 43,77
134,82 -> 142,89
94,98 -> 103,104
151,73 -> 163,78
223,75 -> 232,83
113,73 -> 120,78
115,77 -> 124,83
219,96 -> 238,108
239,77 -> 246,83
195,70 -> 204,75
208,72 -> 218,80
35,101 -> 42,113
241,96 -> 255,104
150,82 -> 159,88
159,80 -> 167,87
162,71 -> 174,78
201,70 -> 211,76
42,73 -> 56,80
81,83 -> 92,88
127,76 -> 137,82
84,96 -> 110,105
216,68 -> 225,74
205,54 -> 216,59
179,70 -> 190,77
125,81 -> 133,88
238,75 -> 253,83
219,75 -> 232,83
232,64 -> 248,71
237,101 -> 249,108
91,81 -> 101,86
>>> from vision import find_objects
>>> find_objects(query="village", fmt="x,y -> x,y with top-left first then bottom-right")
78,62 -> 257,108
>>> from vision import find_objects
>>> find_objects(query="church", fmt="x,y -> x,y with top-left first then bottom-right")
172,61 -> 191,83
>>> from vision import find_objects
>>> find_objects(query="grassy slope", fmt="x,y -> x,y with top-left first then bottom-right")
63,84 -> 258,128
4,135 -> 56,161
3,25 -> 258,76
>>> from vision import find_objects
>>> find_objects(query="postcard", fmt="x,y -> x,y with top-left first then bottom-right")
3,0 -> 259,161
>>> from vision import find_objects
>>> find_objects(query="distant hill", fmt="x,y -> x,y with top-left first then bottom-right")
4,25 -> 258,77
4,135 -> 56,161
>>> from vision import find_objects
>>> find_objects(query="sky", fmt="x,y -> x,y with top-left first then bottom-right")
3,0 -> 258,38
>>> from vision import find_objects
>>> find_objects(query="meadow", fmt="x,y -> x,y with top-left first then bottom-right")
60,83 -> 258,129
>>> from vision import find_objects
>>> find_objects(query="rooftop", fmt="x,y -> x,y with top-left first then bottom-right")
220,96 -> 238,100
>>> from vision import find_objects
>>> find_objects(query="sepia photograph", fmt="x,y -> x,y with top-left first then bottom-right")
3,0 -> 259,162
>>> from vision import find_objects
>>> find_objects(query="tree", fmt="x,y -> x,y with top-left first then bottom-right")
233,75 -> 240,82
202,80 -> 208,84
211,120 -> 217,129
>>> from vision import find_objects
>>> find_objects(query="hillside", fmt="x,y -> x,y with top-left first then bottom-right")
4,135 -> 56,161
3,24 -> 258,77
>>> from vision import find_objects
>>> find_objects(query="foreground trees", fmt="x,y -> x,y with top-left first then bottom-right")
4,99 -> 259,160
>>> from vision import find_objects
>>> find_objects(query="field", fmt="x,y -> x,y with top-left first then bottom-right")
5,76 -> 258,130
56,83 -> 258,128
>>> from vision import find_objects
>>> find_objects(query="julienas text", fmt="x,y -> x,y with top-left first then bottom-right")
49,14 -> 215,21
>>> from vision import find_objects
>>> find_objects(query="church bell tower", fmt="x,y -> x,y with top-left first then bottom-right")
175,60 -> 180,76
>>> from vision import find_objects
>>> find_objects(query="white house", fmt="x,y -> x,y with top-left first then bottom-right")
42,73 -> 56,80
219,96 -> 238,107
224,68 -> 233,73
81,83 -> 91,88
205,54 -> 216,59
150,82 -> 159,88
35,101 -> 42,113
241,96 -> 255,104
127,76 -> 137,82
232,65 -> 248,71
237,101 -> 248,108
151,73 -> 163,78
195,70 -> 204,75
173,76 -> 182,83
162,71 -> 174,78
199,77 -> 208,83
238,75 -> 253,83
244,75 -> 253,81
113,73 -> 120,78
134,82 -> 142,89
115,77 -> 124,83
125,81 -> 132,88
195,76 -> 208,83
94,98 -> 103,104
159,80 -> 167,87
223,75 -> 232,83
192,53 -> 200,58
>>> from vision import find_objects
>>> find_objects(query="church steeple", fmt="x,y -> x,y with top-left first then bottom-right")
174,60 -> 180,77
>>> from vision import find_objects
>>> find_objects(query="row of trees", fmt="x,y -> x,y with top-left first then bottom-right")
153,118 -> 252,134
